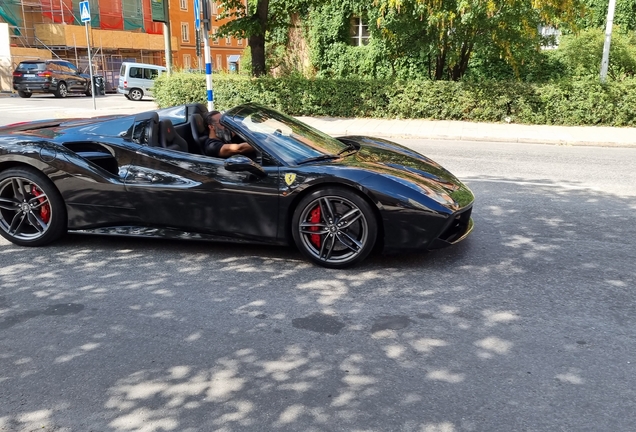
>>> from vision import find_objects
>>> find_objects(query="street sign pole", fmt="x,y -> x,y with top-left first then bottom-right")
80,1 -> 96,110
200,0 -> 214,111
600,0 -> 617,83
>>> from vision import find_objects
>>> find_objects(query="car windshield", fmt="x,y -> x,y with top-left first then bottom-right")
157,105 -> 187,126
228,104 -> 348,165
17,62 -> 45,72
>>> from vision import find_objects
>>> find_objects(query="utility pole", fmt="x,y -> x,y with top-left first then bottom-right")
201,0 -> 214,110
163,0 -> 173,74
600,0 -> 617,83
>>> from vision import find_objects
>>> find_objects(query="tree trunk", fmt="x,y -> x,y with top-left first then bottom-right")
249,0 -> 269,76
249,34 -> 266,77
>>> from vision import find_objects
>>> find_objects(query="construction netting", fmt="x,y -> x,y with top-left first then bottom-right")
97,0 -> 123,30
71,0 -> 100,27
41,0 -> 74,24
0,0 -> 163,35
142,0 -> 163,34
122,0 -> 143,30
0,1 -> 22,35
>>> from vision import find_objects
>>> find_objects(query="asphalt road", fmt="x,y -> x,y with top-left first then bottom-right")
1,101 -> 636,431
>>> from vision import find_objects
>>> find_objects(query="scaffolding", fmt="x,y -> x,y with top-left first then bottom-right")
0,0 -> 165,90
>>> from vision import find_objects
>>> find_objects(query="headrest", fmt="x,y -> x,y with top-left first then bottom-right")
192,113 -> 206,134
159,119 -> 176,143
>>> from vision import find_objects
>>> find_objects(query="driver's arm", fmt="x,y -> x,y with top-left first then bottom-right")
218,142 -> 253,158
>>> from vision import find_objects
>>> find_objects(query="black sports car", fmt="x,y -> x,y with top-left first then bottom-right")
0,103 -> 474,268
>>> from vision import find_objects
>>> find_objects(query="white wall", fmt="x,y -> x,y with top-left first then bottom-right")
0,23 -> 12,93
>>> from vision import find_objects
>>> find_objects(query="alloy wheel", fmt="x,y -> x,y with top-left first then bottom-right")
0,176 -> 53,242
297,195 -> 369,265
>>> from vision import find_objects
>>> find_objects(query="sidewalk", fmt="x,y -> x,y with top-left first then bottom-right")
297,116 -> 636,147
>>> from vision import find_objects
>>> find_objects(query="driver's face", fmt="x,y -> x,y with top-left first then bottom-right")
211,114 -> 225,130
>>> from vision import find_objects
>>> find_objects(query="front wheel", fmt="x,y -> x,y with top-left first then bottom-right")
0,168 -> 67,246
17,91 -> 32,98
292,187 -> 377,269
129,88 -> 143,101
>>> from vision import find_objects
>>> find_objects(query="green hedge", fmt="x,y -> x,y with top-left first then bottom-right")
153,73 -> 636,126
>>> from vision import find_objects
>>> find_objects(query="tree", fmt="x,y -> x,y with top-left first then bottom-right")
374,0 -> 583,80
215,0 -> 312,76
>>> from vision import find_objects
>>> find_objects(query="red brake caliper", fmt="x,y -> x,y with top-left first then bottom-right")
31,186 -> 51,224
309,205 -> 322,248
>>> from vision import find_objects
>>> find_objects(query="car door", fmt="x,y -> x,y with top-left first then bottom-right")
143,68 -> 159,96
65,62 -> 86,91
124,145 -> 281,242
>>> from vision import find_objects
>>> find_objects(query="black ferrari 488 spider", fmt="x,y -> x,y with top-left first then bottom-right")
0,103 -> 474,268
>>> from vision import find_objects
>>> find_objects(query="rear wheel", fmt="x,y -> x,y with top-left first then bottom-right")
129,88 -> 143,101
17,91 -> 32,98
291,187 -> 377,268
54,82 -> 68,98
0,168 -> 66,246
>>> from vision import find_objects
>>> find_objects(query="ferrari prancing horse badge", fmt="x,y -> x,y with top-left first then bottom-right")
284,173 -> 296,186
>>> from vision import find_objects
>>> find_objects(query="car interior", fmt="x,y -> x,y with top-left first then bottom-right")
132,104 -> 262,164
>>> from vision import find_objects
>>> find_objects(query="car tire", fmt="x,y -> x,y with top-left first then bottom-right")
0,167 -> 67,247
17,91 -> 32,98
54,82 -> 68,98
129,88 -> 143,101
85,85 -> 92,97
291,186 -> 377,269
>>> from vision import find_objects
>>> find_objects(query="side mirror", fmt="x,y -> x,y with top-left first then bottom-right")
224,155 -> 266,177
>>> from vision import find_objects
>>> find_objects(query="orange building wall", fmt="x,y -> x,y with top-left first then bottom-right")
169,0 -> 247,71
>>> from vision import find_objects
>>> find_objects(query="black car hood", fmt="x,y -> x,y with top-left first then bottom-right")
338,136 -> 474,209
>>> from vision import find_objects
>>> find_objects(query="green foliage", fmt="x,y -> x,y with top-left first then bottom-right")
554,28 -> 636,79
154,72 -> 636,126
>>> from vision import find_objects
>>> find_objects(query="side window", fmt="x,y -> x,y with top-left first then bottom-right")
66,62 -> 79,73
129,67 -> 143,79
144,68 -> 158,80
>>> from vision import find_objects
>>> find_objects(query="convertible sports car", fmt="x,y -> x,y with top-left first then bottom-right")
0,103 -> 474,268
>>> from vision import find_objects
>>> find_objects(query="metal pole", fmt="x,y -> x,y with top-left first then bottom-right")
163,0 -> 173,74
201,0 -> 214,110
60,0 -> 65,24
73,33 -> 79,66
600,0 -> 617,83
85,21 -> 96,109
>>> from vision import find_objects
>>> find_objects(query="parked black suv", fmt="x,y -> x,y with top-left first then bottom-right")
12,60 -> 92,98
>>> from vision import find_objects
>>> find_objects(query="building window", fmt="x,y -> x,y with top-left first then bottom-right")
212,27 -> 219,45
216,54 -> 222,70
180,0 -> 187,10
350,17 -> 369,46
181,23 -> 190,43
226,35 -> 231,45
238,38 -> 243,46
183,54 -> 191,69
212,2 -> 218,14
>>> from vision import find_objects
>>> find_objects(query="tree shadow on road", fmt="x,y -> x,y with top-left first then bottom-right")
0,176 -> 635,431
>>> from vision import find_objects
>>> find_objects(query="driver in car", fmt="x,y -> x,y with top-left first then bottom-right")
203,111 -> 254,158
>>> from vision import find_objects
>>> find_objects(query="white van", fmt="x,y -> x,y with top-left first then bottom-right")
117,62 -> 167,101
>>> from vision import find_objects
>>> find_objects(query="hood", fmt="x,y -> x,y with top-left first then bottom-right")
339,136 -> 474,210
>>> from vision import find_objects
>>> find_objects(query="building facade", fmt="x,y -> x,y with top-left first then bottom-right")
169,0 -> 247,72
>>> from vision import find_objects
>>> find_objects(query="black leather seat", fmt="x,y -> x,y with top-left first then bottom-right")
158,119 -> 188,152
189,113 -> 207,154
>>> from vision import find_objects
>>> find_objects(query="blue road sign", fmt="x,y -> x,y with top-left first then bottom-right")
79,1 -> 91,23
194,0 -> 201,30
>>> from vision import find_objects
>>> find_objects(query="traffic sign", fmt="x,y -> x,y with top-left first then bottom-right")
79,1 -> 90,23
194,0 -> 201,30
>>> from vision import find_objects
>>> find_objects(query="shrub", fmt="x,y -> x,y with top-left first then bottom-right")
153,72 -> 636,126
